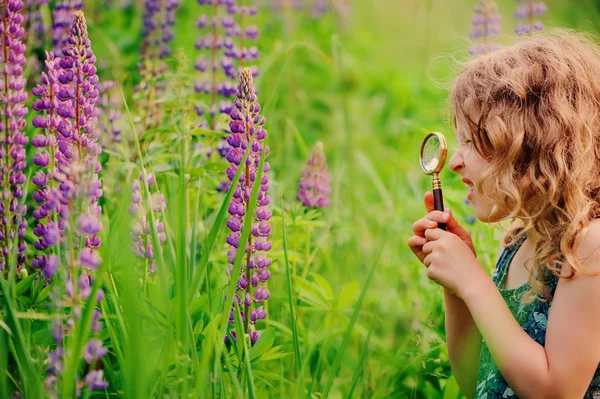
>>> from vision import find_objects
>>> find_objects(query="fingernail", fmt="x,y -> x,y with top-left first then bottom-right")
427,222 -> 436,227
420,237 -> 427,244
442,213 -> 449,222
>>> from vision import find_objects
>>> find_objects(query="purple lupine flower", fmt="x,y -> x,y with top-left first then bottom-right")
468,0 -> 501,56
311,0 -> 328,19
297,141 -> 331,208
136,0 -> 178,131
83,338 -> 107,363
515,0 -> 547,35
53,11 -> 103,269
129,173 -> 167,274
224,68 -> 271,346
51,0 -> 83,56
0,0 -> 29,274
195,0 -> 240,125
141,0 -> 179,61
24,0 -> 48,46
42,14 -> 108,394
30,53 -> 61,262
97,81 -> 123,147
85,369 -> 108,390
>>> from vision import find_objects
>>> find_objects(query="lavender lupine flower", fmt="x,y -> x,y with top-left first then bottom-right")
24,0 -> 48,45
53,11 -> 103,263
468,0 -> 501,56
195,0 -> 240,125
141,0 -> 179,61
51,0 -> 83,56
311,0 -> 328,19
41,11 -> 108,393
31,52 -> 62,276
195,0 -> 260,195
97,81 -> 123,147
128,173 -> 167,274
224,68 -> 271,346
297,141 -> 331,208
0,0 -> 29,274
515,0 -> 547,35
45,273 -> 108,395
136,0 -> 179,130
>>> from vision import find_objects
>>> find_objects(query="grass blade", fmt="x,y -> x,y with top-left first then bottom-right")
321,227 -> 389,398
188,142 -> 252,303
280,195 -> 303,396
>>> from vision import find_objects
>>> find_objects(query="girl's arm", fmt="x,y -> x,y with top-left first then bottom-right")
445,229 -> 513,399
444,288 -> 481,399
461,222 -> 600,399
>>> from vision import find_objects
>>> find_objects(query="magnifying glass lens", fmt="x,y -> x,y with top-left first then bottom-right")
421,136 -> 441,173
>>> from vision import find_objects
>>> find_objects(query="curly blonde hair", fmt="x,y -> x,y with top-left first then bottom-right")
449,29 -> 600,303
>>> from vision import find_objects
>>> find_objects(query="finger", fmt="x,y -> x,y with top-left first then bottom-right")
424,191 -> 434,213
423,253 -> 431,268
442,207 -> 464,231
425,210 -> 450,223
441,207 -> 474,241
422,240 -> 433,255
407,235 -> 428,251
424,228 -> 444,241
412,218 -> 439,236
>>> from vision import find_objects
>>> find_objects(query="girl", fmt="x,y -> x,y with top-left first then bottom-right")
408,30 -> 600,399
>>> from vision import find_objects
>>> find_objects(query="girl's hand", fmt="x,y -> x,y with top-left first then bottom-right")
407,191 -> 477,264
421,227 -> 489,300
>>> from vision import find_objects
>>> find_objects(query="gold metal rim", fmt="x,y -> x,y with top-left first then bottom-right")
419,131 -> 448,174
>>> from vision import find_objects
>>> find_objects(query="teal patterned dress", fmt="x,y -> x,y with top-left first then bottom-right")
474,230 -> 600,398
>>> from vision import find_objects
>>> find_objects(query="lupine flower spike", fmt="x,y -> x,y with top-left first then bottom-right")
469,0 -> 501,56
0,0 -> 29,275
31,51 -> 61,277
51,0 -> 83,56
136,0 -> 179,130
129,172 -> 167,275
515,0 -> 547,35
297,141 -> 331,208
224,67 -> 271,346
39,11 -> 108,393
195,0 -> 260,175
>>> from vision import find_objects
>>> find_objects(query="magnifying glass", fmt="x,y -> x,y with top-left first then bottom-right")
419,132 -> 448,231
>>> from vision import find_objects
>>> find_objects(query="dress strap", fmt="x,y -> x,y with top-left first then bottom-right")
492,229 -> 528,288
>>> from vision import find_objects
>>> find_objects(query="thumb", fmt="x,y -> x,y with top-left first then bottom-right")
424,191 -> 434,213
444,208 -> 466,231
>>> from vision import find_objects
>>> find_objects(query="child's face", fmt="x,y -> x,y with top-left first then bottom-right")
448,122 -> 507,223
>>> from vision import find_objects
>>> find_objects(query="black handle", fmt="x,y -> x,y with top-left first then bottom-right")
433,187 -> 446,231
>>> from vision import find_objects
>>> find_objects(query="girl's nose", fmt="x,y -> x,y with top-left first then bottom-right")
448,150 -> 463,173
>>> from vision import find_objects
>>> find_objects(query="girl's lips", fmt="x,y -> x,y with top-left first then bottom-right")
467,186 -> 475,200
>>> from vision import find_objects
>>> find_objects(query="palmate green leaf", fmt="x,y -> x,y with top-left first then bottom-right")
249,327 -> 275,361
294,277 -> 331,310
339,280 -> 360,309
311,273 -> 335,300
15,272 -> 37,296
32,284 -> 53,306
252,365 -> 293,387
254,346 -> 291,362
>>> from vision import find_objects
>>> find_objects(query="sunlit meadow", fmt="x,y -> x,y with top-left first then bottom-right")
0,0 -> 599,398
